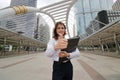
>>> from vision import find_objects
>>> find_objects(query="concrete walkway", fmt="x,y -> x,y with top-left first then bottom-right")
0,52 -> 120,80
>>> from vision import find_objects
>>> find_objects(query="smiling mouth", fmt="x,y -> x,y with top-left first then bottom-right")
59,32 -> 63,34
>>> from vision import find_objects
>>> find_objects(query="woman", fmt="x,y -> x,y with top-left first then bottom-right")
45,22 -> 80,80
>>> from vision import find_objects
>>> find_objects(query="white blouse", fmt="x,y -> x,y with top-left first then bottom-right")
45,38 -> 80,61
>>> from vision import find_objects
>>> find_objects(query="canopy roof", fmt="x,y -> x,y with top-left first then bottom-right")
0,27 -> 46,47
79,18 -> 120,46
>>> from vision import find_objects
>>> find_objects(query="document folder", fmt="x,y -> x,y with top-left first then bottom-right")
61,37 -> 80,53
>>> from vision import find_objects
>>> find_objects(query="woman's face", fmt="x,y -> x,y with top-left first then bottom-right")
56,24 -> 65,36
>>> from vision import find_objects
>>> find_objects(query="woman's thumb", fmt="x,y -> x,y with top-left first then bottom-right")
58,33 -> 63,39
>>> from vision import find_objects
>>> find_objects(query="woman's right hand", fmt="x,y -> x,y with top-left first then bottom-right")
54,38 -> 68,50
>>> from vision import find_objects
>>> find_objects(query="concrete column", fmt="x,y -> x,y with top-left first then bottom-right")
91,40 -> 94,51
99,38 -> 104,52
118,43 -> 120,54
114,34 -> 119,54
18,40 -> 21,54
3,37 -> 7,56
27,42 -> 30,54
105,44 -> 109,52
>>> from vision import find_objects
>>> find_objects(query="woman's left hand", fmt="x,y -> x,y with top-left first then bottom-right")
59,51 -> 70,58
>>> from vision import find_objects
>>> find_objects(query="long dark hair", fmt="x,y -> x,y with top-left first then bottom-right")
53,22 -> 66,40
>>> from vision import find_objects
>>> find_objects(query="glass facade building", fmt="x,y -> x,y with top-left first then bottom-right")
35,14 -> 50,44
74,0 -> 113,36
112,0 -> 120,11
9,0 -> 37,38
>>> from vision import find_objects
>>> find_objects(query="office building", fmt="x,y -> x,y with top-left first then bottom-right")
35,14 -> 50,44
112,0 -> 120,11
86,10 -> 120,35
8,0 -> 37,38
74,0 -> 113,36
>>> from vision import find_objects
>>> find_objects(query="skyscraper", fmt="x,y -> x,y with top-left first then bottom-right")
35,14 -> 50,44
74,0 -> 113,36
112,0 -> 120,11
9,0 -> 37,38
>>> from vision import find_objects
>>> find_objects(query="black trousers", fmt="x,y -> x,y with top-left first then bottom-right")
52,60 -> 73,80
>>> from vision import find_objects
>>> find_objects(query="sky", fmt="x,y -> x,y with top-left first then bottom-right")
0,0 -> 11,9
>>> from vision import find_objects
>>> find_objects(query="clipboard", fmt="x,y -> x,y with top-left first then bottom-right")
61,37 -> 80,53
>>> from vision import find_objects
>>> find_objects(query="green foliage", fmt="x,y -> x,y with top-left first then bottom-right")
0,45 -> 3,51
